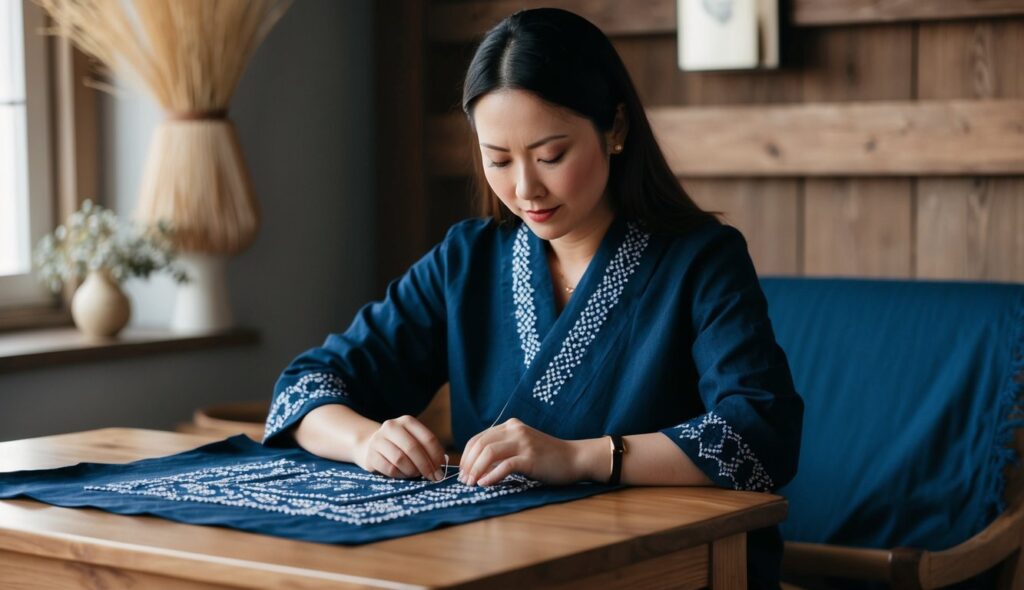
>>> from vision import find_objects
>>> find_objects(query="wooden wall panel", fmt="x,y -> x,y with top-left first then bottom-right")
917,20 -> 1024,100
612,36 -> 804,107
794,0 -> 1024,26
431,100 -> 1024,177
683,179 -> 801,276
428,0 -> 1024,42
798,24 -> 914,277
415,2 -> 1024,285
917,178 -> 1024,281
804,179 -> 913,277
428,0 -> 676,42
799,25 -> 914,102
376,1 -> 429,291
915,20 -> 1024,281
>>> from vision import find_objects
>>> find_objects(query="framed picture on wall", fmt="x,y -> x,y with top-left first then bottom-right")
677,0 -> 779,71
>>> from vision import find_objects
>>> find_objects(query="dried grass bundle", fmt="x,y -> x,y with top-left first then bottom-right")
37,0 -> 292,254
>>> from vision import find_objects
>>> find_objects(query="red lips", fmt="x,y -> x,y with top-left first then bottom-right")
525,206 -> 559,223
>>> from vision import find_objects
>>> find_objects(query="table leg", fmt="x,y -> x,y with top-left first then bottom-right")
712,533 -> 747,590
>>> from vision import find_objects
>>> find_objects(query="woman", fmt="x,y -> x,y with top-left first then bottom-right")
264,8 -> 803,588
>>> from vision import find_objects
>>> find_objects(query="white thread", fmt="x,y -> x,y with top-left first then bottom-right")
86,458 -> 541,526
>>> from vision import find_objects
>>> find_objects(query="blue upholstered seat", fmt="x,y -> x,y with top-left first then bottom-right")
760,278 -> 1024,552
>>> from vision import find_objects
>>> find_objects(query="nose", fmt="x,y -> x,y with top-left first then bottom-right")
514,163 -> 545,201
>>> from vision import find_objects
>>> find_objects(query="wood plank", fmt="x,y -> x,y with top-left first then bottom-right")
712,534 -> 747,590
782,542 -> 893,581
428,0 -> 676,43
428,100 -> 1024,177
798,20 -> 913,280
917,20 -> 1024,100
638,99 -> 1024,176
916,20 -> 1024,282
803,178 -> 913,277
799,25 -> 913,102
794,0 -> 1024,26
0,327 -> 260,374
515,545 -> 708,590
427,0 -> 1024,42
916,178 -> 1024,281
0,428 -> 788,590
612,36 -> 804,108
682,179 -> 801,276
0,549 -> 240,590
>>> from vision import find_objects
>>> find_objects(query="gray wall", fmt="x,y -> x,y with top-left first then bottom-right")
0,0 -> 375,442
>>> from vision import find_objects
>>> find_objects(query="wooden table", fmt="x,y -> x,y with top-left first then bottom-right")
0,428 -> 787,589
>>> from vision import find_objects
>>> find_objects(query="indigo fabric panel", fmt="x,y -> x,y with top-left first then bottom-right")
762,277 -> 1024,551
0,435 -> 616,544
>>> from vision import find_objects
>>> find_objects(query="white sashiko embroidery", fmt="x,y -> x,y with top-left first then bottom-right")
512,224 -> 542,368
531,223 -> 650,404
86,459 -> 541,526
263,372 -> 347,442
675,413 -> 774,492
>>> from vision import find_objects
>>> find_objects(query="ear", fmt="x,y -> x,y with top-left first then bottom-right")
606,103 -> 629,155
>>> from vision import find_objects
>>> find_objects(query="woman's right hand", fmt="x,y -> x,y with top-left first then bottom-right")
354,415 -> 447,482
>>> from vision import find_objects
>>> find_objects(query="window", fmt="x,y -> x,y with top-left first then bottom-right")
0,0 -> 55,310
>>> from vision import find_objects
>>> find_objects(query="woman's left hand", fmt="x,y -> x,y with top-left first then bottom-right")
458,418 -> 587,486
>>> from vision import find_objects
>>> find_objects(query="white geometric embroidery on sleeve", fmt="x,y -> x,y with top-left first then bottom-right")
263,372 -> 348,442
675,413 -> 774,492
85,459 -> 541,526
512,224 -> 542,368
531,223 -> 650,405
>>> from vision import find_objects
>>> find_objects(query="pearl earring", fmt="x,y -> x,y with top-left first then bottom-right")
613,144 -> 623,153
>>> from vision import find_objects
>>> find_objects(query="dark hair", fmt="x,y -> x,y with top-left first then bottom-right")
461,8 -> 719,234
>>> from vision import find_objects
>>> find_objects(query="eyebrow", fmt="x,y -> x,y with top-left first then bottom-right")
480,134 -> 569,152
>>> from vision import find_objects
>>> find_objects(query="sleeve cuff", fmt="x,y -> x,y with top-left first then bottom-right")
262,372 -> 358,446
660,412 -> 775,492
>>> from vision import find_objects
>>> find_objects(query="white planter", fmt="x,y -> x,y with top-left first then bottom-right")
71,271 -> 131,338
171,253 -> 234,333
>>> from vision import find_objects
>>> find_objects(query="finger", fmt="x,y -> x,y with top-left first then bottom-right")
368,451 -> 401,478
465,440 -> 518,485
386,423 -> 441,481
376,438 -> 420,478
462,419 -> 528,480
460,427 -> 505,480
458,431 -> 486,478
477,456 -> 523,487
399,418 -> 446,476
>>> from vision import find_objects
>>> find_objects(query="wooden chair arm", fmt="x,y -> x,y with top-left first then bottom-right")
782,492 -> 1024,589
782,542 -> 892,581
918,493 -> 1024,589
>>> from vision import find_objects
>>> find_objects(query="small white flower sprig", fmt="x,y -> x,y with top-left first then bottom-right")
33,199 -> 189,293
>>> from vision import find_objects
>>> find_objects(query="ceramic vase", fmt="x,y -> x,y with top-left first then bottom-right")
71,270 -> 131,338
170,252 -> 233,333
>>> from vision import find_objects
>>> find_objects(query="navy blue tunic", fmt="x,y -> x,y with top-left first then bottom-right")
265,216 -> 804,587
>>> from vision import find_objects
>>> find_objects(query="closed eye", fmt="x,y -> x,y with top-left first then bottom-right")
540,152 -> 565,165
487,151 -> 565,168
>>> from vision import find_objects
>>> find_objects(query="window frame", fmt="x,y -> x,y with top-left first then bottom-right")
0,1 -> 97,331
0,0 -> 56,311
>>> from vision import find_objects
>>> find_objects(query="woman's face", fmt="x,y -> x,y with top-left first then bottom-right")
472,89 -> 615,242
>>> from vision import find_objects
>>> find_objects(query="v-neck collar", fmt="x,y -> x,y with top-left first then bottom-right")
504,216 -> 656,430
528,217 -> 627,340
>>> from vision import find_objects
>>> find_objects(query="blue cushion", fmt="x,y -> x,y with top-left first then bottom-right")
761,278 -> 1024,551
